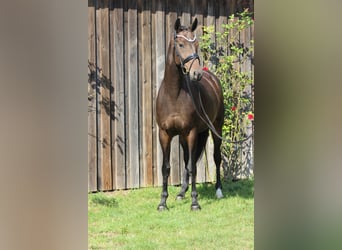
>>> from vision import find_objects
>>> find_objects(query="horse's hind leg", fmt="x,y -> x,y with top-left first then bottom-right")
191,130 -> 209,209
157,129 -> 172,211
213,122 -> 224,199
186,129 -> 201,210
177,129 -> 201,210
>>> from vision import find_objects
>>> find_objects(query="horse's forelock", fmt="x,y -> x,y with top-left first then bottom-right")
176,25 -> 188,33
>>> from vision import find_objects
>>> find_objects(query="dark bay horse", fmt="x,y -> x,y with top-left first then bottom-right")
156,18 -> 224,211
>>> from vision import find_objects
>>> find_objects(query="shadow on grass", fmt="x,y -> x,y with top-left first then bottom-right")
196,178 -> 254,200
90,193 -> 118,207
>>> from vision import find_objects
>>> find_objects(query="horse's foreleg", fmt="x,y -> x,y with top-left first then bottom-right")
190,163 -> 200,210
185,129 -> 201,210
157,129 -> 172,211
176,140 -> 189,200
178,129 -> 209,201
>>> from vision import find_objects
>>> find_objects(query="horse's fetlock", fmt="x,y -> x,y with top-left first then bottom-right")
191,191 -> 198,198
161,191 -> 169,198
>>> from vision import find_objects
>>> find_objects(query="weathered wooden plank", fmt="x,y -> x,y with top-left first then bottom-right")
151,0 -> 157,187
125,1 -> 140,188
96,0 -> 112,191
180,0 -> 191,25
204,0 -> 216,70
110,0 -> 126,190
216,0 -> 228,55
205,0 -> 215,27
193,0 -> 205,43
138,0 -> 153,187
108,0 -> 116,190
230,16 -> 240,74
152,0 -> 165,187
88,0 -> 97,192
189,0 -> 195,17
230,0 -> 236,15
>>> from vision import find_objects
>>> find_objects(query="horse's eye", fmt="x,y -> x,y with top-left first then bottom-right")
179,43 -> 184,48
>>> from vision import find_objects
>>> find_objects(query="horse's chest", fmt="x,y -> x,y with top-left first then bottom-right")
160,112 -> 192,134
157,91 -> 195,133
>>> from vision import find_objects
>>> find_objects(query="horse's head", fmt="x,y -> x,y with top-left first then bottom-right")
173,18 -> 203,81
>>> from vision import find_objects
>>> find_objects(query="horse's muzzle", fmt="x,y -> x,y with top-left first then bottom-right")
191,70 -> 203,81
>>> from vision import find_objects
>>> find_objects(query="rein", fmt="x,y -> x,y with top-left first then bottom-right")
184,75 -> 222,139
185,76 -> 253,144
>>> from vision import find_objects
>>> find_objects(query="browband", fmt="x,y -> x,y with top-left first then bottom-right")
175,34 -> 197,43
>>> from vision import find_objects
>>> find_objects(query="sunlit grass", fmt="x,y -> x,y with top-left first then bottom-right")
89,179 -> 254,250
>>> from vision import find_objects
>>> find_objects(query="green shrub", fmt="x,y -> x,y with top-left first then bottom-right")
200,9 -> 254,177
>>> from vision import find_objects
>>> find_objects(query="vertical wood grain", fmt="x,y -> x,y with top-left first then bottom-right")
96,0 -> 112,191
88,0 -> 97,192
152,0 -> 165,186
125,1 -> 140,188
138,0 -> 153,187
110,0 -> 126,189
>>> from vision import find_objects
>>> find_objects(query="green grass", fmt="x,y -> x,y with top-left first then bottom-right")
89,179 -> 254,250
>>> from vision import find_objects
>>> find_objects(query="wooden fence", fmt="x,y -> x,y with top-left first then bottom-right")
88,0 -> 254,192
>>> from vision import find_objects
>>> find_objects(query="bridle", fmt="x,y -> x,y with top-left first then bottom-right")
173,32 -> 200,75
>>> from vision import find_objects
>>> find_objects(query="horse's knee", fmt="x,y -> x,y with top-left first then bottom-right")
162,165 -> 170,176
185,165 -> 193,176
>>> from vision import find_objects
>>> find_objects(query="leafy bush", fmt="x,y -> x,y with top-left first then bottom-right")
200,9 -> 254,178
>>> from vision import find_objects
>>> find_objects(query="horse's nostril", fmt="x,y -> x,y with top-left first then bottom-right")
196,72 -> 203,81
191,71 -> 203,81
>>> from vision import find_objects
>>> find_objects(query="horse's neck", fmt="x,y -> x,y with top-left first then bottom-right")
162,41 -> 184,98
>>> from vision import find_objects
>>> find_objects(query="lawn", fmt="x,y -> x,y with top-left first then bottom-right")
88,179 -> 254,250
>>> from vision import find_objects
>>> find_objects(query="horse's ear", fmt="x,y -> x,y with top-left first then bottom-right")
191,18 -> 198,32
174,18 -> 181,31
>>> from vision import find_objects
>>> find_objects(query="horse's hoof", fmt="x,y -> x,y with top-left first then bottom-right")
191,204 -> 201,211
157,205 -> 168,211
176,195 -> 184,200
216,188 -> 224,199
